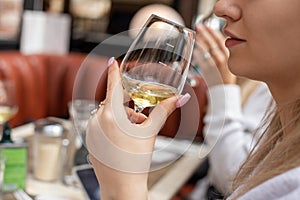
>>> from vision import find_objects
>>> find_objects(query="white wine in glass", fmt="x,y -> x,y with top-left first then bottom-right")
121,14 -> 195,112
0,106 -> 17,125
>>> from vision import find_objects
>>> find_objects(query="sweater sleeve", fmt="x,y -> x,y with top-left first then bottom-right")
203,83 -> 272,194
231,167 -> 300,200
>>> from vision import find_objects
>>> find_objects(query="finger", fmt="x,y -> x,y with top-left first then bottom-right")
105,57 -> 124,106
125,107 -> 147,124
193,41 -> 216,68
195,36 -> 208,52
123,89 -> 131,103
144,93 -> 191,132
196,24 -> 219,51
195,25 -> 209,51
195,25 -> 222,66
195,32 -> 209,51
196,25 -> 228,68
204,28 -> 229,69
206,27 -> 229,56
196,25 -> 226,62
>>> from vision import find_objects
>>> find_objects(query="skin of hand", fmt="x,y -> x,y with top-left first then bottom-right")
86,58 -> 191,200
193,23 -> 236,87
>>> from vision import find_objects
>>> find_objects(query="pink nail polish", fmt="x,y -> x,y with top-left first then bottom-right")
176,93 -> 191,108
196,23 -> 204,30
107,57 -> 115,66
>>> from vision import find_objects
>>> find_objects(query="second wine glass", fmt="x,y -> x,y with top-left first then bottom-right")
0,80 -> 18,138
120,14 -> 195,113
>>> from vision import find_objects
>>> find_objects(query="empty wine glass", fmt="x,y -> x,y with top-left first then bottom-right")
68,99 -> 98,145
198,13 -> 225,32
0,80 -> 18,137
120,14 -> 196,113
68,99 -> 98,165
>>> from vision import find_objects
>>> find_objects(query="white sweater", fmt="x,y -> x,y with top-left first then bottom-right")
229,166 -> 300,200
190,83 -> 273,199
205,83 -> 273,194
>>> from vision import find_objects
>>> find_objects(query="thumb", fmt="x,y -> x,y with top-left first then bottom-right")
105,57 -> 124,106
145,93 -> 191,134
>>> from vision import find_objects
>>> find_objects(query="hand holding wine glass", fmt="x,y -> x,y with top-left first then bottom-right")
120,14 -> 195,113
85,15 -> 195,198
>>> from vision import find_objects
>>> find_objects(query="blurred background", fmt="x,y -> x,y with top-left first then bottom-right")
0,0 -> 214,53
0,1 -> 216,199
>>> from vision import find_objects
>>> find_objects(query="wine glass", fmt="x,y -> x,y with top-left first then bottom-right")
120,14 -> 196,113
68,99 -> 98,143
198,13 -> 225,33
0,80 -> 18,137
68,99 -> 98,165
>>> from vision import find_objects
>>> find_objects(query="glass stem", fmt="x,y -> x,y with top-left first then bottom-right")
134,104 -> 144,113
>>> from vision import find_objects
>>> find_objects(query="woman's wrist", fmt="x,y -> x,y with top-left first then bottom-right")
99,170 -> 149,200
90,155 -> 149,200
100,181 -> 148,200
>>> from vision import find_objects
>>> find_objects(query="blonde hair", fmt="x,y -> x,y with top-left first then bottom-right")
231,99 -> 300,199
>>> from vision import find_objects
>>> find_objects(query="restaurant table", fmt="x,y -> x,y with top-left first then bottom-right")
4,119 -> 209,200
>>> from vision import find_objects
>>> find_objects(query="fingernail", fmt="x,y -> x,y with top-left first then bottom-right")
107,57 -> 115,66
176,93 -> 191,108
196,23 -> 204,30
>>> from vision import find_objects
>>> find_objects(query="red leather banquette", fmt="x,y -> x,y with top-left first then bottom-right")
0,51 -> 207,141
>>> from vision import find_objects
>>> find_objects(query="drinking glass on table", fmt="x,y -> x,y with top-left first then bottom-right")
68,99 -> 98,165
120,14 -> 195,113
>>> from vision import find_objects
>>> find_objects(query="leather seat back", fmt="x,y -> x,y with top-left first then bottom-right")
0,52 -> 48,126
0,51 -> 207,140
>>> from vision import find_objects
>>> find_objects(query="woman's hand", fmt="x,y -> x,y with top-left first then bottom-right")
193,24 -> 236,87
86,58 -> 191,199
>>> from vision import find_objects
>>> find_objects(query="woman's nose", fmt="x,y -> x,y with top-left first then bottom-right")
214,0 -> 241,22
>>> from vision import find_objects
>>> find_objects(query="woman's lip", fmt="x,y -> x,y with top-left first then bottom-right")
224,30 -> 246,48
225,38 -> 245,48
224,30 -> 242,39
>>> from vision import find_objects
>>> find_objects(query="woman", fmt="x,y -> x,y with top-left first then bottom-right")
213,0 -> 300,199
86,0 -> 300,199
189,22 -> 273,199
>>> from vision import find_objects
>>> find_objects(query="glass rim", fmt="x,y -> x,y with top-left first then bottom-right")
144,14 -> 196,35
